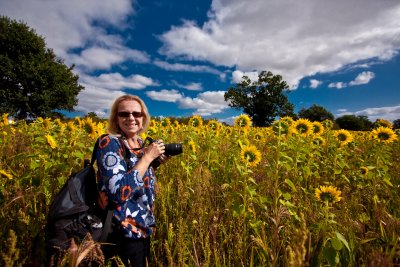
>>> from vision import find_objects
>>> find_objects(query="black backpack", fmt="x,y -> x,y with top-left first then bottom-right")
45,135 -> 129,263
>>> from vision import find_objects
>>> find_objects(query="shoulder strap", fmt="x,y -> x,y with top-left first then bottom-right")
90,133 -> 109,166
116,136 -> 133,169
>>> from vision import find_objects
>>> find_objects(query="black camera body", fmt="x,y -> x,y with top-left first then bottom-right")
144,137 -> 183,168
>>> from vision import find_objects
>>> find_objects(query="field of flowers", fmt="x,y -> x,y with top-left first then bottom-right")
0,113 -> 399,266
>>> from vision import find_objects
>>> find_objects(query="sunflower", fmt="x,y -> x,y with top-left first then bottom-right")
290,119 -> 314,136
146,126 -> 158,137
45,134 -> 57,149
44,118 -> 52,129
312,121 -> 325,135
0,169 -> 13,180
74,117 -> 83,127
84,120 -> 98,139
360,166 -> 369,176
234,114 -> 252,130
272,120 -> 290,136
322,119 -> 334,130
238,138 -> 250,149
315,185 -> 342,204
374,119 -> 393,129
207,120 -> 222,135
66,121 -> 76,134
312,136 -> 326,146
188,140 -> 197,153
370,126 -> 397,144
240,145 -> 262,167
279,116 -> 294,126
334,129 -> 354,146
224,126 -> 233,136
188,115 -> 203,128
173,120 -> 180,129
160,118 -> 171,128
150,119 -> 158,127
253,132 -> 264,142
2,113 -> 9,125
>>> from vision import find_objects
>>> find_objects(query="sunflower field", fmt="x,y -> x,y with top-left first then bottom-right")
1,113 -> 400,266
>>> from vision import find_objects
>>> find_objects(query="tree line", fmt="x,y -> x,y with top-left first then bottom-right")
1,16 -> 399,130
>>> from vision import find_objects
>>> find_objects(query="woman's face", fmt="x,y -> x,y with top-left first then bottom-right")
117,100 -> 144,138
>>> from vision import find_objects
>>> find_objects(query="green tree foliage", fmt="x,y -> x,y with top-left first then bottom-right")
393,119 -> 400,129
298,104 -> 334,122
0,16 -> 84,120
224,70 -> 295,126
335,115 -> 372,131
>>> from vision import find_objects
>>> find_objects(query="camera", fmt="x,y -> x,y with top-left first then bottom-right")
144,137 -> 183,168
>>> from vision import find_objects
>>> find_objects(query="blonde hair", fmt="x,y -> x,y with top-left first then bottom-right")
108,95 -> 150,135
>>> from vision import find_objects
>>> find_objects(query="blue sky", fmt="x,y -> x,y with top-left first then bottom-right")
1,0 -> 400,124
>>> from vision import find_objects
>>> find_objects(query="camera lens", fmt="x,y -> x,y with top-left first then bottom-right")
164,143 -> 183,156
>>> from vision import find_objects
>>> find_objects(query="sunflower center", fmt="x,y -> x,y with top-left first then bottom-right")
296,124 -> 308,133
244,152 -> 257,162
377,132 -> 390,140
319,192 -> 335,202
337,133 -> 347,141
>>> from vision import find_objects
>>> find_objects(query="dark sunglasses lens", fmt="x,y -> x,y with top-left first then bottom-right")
118,112 -> 143,117
133,112 -> 143,117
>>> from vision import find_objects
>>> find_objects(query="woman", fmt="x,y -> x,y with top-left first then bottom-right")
96,95 -> 166,266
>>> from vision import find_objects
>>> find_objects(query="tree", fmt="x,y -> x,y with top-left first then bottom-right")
393,119 -> 400,129
335,115 -> 372,131
0,16 -> 84,120
224,70 -> 294,126
298,104 -> 334,122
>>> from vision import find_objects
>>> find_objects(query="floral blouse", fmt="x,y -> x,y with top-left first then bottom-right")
96,135 -> 156,239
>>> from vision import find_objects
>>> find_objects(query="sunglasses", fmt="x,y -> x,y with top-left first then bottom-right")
117,111 -> 144,118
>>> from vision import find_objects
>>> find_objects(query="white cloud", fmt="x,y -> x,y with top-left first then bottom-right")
70,46 -> 150,71
172,81 -> 203,91
0,0 -> 134,61
328,82 -> 347,89
146,89 -> 183,103
232,70 -> 258,83
153,60 -> 223,76
80,73 -> 158,90
336,105 -> 400,122
349,71 -> 375,86
75,85 -> 125,117
146,90 -> 229,116
309,79 -> 322,89
160,0 -> 400,88
327,71 -> 375,89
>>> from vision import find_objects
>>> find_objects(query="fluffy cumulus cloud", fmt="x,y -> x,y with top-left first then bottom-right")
76,85 -> 126,117
336,105 -> 400,122
160,0 -> 400,88
349,71 -> 375,86
0,0 -> 134,59
232,70 -> 259,83
80,73 -> 158,91
328,71 -> 375,89
146,90 -> 229,116
310,79 -> 322,89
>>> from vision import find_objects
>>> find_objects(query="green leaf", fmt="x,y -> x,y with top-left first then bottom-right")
323,245 -> 339,267
331,237 -> 343,251
283,192 -> 291,200
334,168 -> 342,175
383,178 -> 393,187
335,232 -> 350,252
285,178 -> 297,192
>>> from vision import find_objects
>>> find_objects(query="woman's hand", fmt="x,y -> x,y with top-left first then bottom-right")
143,140 -> 165,161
